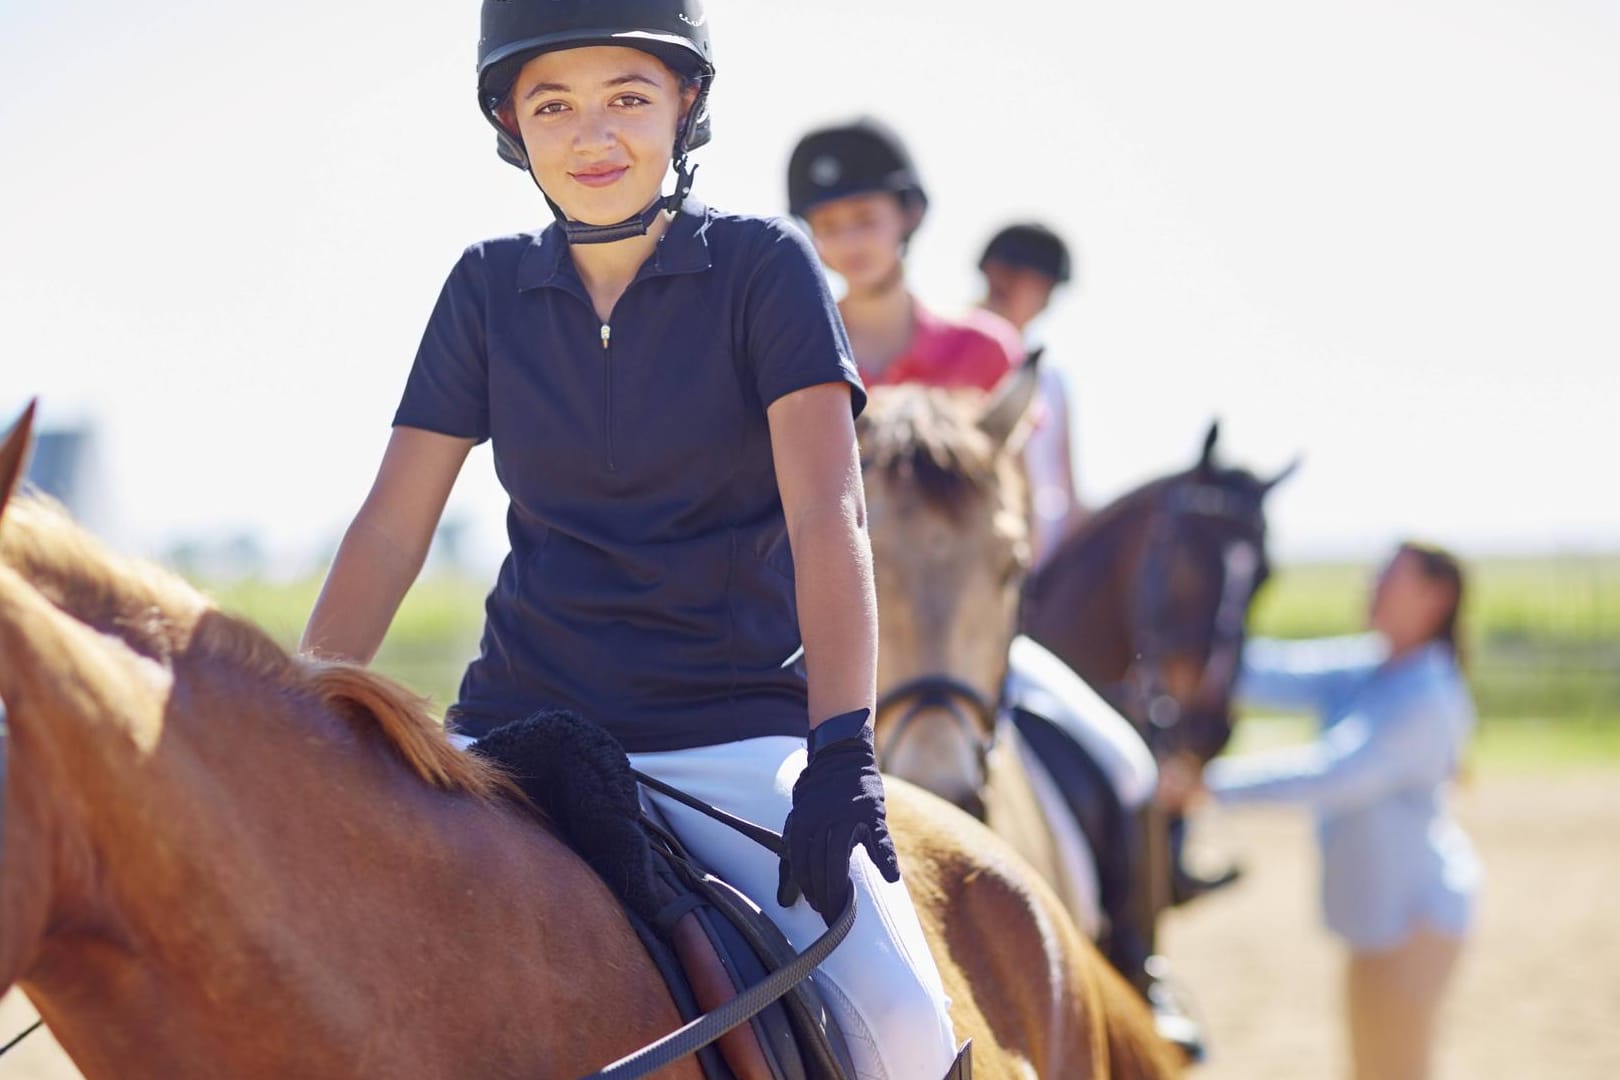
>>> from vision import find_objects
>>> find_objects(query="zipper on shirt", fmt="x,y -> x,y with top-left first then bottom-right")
601,322 -> 617,471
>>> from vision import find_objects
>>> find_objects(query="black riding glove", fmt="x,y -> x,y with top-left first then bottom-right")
776,708 -> 901,925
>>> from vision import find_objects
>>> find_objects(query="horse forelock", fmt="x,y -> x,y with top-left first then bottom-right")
861,387 -> 1018,519
0,493 -> 516,805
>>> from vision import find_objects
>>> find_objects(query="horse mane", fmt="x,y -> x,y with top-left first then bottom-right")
860,385 -> 1019,517
0,493 -> 516,805
1069,474 -> 1177,547
1035,462 -> 1271,591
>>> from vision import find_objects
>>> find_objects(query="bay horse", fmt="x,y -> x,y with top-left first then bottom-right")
0,405 -> 1176,1080
1023,422 -> 1297,772
1022,423 -> 1297,914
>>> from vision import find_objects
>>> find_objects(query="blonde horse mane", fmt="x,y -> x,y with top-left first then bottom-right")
859,385 -> 1021,517
0,492 -> 515,804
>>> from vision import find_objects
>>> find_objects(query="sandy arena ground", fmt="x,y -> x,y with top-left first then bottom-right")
3,771 -> 1617,1078
1160,770 -> 1620,1079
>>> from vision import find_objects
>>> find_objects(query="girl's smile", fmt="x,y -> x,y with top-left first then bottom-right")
570,164 -> 631,188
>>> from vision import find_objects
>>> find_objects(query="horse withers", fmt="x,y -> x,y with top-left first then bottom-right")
0,403 -> 1176,1080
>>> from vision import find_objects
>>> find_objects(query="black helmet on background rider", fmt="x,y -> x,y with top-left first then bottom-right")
786,118 -> 929,225
476,0 -> 717,244
979,223 -> 1074,285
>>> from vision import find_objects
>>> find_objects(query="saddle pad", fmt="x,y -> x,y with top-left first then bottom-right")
1009,707 -> 1135,936
1005,635 -> 1159,808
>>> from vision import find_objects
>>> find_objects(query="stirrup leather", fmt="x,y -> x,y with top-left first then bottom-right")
943,1039 -> 973,1079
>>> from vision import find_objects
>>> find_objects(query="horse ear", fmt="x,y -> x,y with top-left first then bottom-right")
0,400 -> 38,521
1196,420 -> 1220,475
1262,455 -> 1303,495
978,361 -> 1042,455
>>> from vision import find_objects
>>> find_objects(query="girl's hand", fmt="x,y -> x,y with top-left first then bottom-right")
776,710 -> 899,924
1156,752 -> 1208,812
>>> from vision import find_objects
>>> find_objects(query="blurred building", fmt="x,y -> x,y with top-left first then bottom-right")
26,426 -> 93,518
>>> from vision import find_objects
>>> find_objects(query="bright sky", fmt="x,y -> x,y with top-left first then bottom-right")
4,0 -> 1616,575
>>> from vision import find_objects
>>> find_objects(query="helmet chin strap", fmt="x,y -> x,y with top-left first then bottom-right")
537,154 -> 701,246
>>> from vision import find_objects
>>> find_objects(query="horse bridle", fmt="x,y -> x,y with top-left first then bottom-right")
874,673 -> 1002,811
1125,480 -> 1266,757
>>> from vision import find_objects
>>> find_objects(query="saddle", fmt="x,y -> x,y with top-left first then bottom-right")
471,711 -> 964,1080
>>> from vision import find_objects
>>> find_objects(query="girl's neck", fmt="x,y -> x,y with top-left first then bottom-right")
839,273 -> 915,378
567,210 -> 673,323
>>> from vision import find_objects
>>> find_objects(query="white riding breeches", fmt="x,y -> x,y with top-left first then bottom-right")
630,737 -> 958,1080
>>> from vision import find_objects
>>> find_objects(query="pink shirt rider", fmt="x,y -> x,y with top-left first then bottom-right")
861,301 -> 1020,392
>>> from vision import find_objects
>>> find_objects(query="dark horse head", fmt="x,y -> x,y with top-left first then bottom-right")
1022,423 -> 1299,765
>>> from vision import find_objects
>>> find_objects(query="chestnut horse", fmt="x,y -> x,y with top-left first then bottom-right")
0,406 -> 1175,1080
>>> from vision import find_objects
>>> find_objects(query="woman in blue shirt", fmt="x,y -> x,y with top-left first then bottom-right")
299,3 -> 956,1076
1165,541 -> 1479,1080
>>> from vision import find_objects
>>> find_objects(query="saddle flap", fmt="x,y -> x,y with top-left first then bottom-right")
643,796 -> 857,1080
470,711 -> 854,1080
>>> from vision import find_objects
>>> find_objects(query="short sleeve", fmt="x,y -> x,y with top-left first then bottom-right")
393,247 -> 491,443
743,220 -> 866,417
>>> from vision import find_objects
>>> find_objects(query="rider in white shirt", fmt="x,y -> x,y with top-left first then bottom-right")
974,223 -> 1083,570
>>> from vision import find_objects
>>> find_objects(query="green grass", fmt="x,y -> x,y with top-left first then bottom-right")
211,574 -> 487,710
198,550 -> 1620,746
1229,713 -> 1620,774
1252,554 -> 1620,644
1250,554 -> 1620,723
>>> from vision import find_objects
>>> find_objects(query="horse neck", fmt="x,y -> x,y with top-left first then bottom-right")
0,577 -> 682,1079
1024,485 -> 1164,685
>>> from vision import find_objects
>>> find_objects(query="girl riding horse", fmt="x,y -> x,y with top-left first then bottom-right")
974,222 -> 1085,569
301,3 -> 956,1075
0,403 -> 1178,1080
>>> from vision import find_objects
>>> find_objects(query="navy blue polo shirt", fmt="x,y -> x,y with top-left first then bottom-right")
393,202 -> 864,753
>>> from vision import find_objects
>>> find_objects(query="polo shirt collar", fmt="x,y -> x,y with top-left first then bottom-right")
517,199 -> 714,292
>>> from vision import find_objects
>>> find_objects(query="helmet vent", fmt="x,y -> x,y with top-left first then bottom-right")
810,156 -> 842,187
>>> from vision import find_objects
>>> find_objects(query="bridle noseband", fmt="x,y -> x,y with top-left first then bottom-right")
874,673 -> 1002,814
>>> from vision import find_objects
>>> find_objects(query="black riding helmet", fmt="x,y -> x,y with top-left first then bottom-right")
477,0 -> 717,244
979,223 -> 1074,285
786,118 -> 929,224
